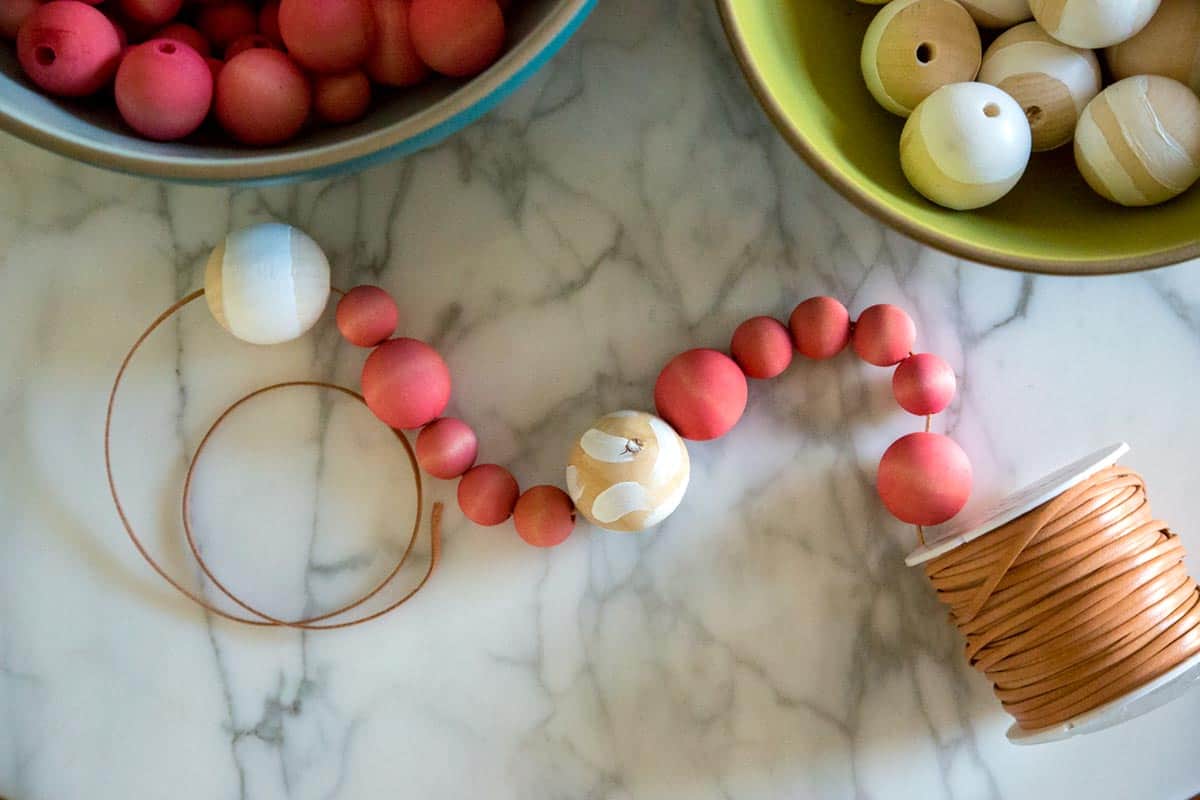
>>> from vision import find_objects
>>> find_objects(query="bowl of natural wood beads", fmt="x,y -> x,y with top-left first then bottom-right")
716,0 -> 1200,274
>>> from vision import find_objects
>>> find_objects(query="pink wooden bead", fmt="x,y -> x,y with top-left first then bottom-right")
197,0 -> 255,48
852,304 -> 916,367
416,417 -> 478,479
730,316 -> 792,379
152,22 -> 210,56
1,0 -> 42,41
892,353 -> 955,416
457,463 -> 519,526
258,0 -> 283,46
514,485 -> 576,548
17,1 -> 122,97
115,39 -> 213,141
409,0 -> 505,78
118,0 -> 182,26
224,32 -> 276,59
336,285 -> 398,347
877,432 -> 971,526
790,296 -> 851,360
654,348 -> 748,441
361,337 -> 451,430
214,48 -> 310,145
365,0 -> 428,86
313,69 -> 371,124
279,0 -> 375,73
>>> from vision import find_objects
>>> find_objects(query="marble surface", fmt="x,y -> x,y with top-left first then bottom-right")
3,1 -> 1200,798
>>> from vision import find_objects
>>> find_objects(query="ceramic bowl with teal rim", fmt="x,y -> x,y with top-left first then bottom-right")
0,0 -> 595,185
716,0 -> 1200,275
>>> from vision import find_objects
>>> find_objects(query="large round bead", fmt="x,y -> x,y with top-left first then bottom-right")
205,223 -> 330,345
1106,0 -> 1200,93
566,411 -> 690,533
877,432 -> 972,525
1029,0 -> 1159,49
654,349 -> 747,441
361,338 -> 451,429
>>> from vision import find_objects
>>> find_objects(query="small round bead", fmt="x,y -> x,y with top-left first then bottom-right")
730,316 -> 792,379
279,0 -> 375,73
852,304 -> 916,367
313,69 -> 372,124
224,32 -> 276,59
336,285 -> 398,347
197,0 -> 257,49
152,22 -> 211,56
514,486 -> 576,547
892,353 -> 955,415
115,39 -> 213,141
361,338 -> 452,430
258,0 -> 283,46
416,417 -> 478,479
17,1 -> 122,97
365,0 -> 429,86
0,0 -> 40,41
409,0 -> 505,78
789,296 -> 850,360
1029,0 -> 1159,49
654,349 -> 748,441
215,49 -> 310,146
457,464 -> 519,526
877,432 -> 972,525
118,0 -> 182,27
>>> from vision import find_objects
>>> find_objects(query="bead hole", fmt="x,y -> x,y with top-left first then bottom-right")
915,42 -> 935,64
158,42 -> 177,54
1025,104 -> 1043,125
34,46 -> 56,66
983,103 -> 1000,118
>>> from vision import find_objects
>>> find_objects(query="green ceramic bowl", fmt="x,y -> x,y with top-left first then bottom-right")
716,0 -> 1200,275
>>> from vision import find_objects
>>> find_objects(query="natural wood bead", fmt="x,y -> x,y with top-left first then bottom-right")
979,21 -> 1101,151
1075,75 -> 1200,207
1029,0 -> 1160,48
958,0 -> 1031,27
1106,0 -> 1200,94
860,0 -> 982,118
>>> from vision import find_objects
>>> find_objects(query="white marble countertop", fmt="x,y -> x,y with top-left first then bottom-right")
3,2 -> 1200,798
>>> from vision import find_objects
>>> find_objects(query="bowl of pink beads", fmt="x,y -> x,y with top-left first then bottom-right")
0,0 -> 594,183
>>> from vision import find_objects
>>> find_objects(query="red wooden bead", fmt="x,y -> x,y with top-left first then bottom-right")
361,337 -> 451,430
877,432 -> 971,526
892,353 -> 955,416
258,0 -> 283,46
409,0 -> 505,78
416,417 -> 478,479
196,0 -> 255,48
224,32 -> 276,59
336,285 -> 398,347
115,39 -> 213,140
365,0 -> 428,86
214,49 -> 310,145
654,348 -> 748,441
17,1 -> 122,97
1,0 -> 42,41
730,316 -> 792,379
514,485 -> 576,548
457,463 -> 519,526
152,23 -> 210,56
278,0 -> 375,73
789,296 -> 850,359
853,304 -> 916,367
313,69 -> 371,124
118,0 -> 182,27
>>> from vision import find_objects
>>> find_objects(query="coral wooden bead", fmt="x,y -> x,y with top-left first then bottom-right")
225,32 -> 276,59
878,432 -> 971,525
957,0 -> 1031,27
197,0 -> 256,48
416,417 -> 478,479
852,304 -> 916,367
17,1 -> 122,97
361,338 -> 452,429
567,410 -> 690,532
336,285 -> 398,347
514,486 -> 576,548
1029,0 -> 1159,49
314,70 -> 372,124
279,0 -> 376,73
215,49 -> 310,146
115,39 -> 213,141
457,464 -> 519,526
1106,0 -> 1200,93
1075,76 -> 1200,207
365,0 -> 429,86
258,0 -> 283,46
731,316 -> 792,379
152,22 -> 211,56
979,22 -> 1101,151
205,223 -> 331,345
118,0 -> 182,27
409,0 -> 505,78
860,0 -> 982,118
892,353 -> 956,415
901,82 -> 1032,210
789,296 -> 850,359
654,349 -> 748,441
0,0 -> 40,41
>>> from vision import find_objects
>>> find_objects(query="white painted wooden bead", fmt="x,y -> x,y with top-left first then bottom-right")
861,0 -> 982,118
1074,75 -> 1200,207
979,21 -> 1101,151
205,223 -> 331,345
1029,0 -> 1160,49
900,82 -> 1032,210
1106,0 -> 1200,94
958,0 -> 1031,28
566,410 -> 690,533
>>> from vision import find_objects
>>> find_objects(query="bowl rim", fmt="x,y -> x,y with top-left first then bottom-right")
0,0 -> 596,185
714,0 -> 1200,276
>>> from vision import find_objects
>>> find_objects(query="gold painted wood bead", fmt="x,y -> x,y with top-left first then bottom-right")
958,0 -> 1031,28
979,21 -> 1101,151
860,0 -> 982,118
1074,75 -> 1200,207
900,82 -> 1032,210
1106,0 -> 1200,94
1029,0 -> 1161,49
566,410 -> 690,533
